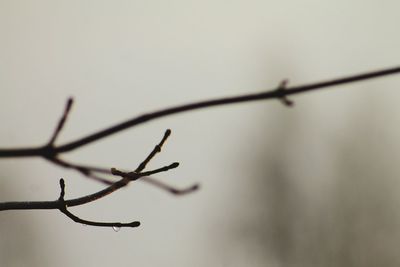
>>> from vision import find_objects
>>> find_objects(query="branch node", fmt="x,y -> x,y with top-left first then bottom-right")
136,129 -> 172,173
276,79 -> 294,107
57,178 -> 141,229
155,144 -> 161,153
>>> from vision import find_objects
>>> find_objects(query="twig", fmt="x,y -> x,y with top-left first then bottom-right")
0,130 -> 196,219
139,176 -> 199,195
0,128 -> 193,228
2,65 -> 398,158
47,97 -> 74,146
0,65 -> 399,227
58,179 -> 140,229
136,129 -> 171,173
0,97 -> 193,194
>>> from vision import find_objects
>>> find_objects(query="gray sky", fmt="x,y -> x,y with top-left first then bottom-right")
1,1 -> 400,266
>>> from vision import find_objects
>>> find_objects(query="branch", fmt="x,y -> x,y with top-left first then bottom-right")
0,97 -> 197,195
0,130 -> 195,209
58,178 -> 140,229
55,66 -> 398,152
1,65 -> 398,158
0,130 -> 198,229
0,66 -> 398,184
0,65 -> 399,228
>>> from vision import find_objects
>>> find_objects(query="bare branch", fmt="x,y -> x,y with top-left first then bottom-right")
43,66 -> 400,153
58,179 -> 140,229
0,129 -> 198,223
1,66 -> 399,158
0,65 -> 399,227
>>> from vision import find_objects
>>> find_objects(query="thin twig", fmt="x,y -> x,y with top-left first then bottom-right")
47,97 -> 74,146
136,129 -> 171,173
47,157 -> 113,185
58,178 -> 140,229
31,98 -> 191,194
0,65 -> 399,225
0,130 -> 196,215
140,176 -> 199,195
1,66 -> 399,158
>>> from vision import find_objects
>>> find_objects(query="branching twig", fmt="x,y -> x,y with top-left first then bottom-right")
0,97 -> 196,194
276,79 -> 294,106
0,65 -> 399,228
58,178 -> 140,229
0,129 -> 196,229
1,65 -> 398,158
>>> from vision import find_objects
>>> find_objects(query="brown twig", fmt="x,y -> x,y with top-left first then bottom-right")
58,178 -> 140,229
1,65 -> 398,158
1,97 -> 196,194
0,65 -> 399,227
0,129 -> 197,229
0,130 -> 193,206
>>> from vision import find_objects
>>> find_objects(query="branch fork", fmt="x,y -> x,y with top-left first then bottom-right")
276,79 -> 294,107
0,101 -> 199,229
58,178 -> 140,229
0,65 -> 399,229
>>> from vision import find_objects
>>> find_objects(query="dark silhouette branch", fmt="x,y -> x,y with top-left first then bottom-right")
1,65 -> 398,158
58,178 -> 141,229
0,97 -> 197,194
0,129 -> 196,229
53,66 -> 400,152
0,130 -> 191,209
0,65 -> 399,228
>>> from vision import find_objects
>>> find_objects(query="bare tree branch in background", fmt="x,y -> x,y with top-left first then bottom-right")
0,65 -> 399,229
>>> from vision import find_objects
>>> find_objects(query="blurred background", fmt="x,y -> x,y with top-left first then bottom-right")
1,1 -> 400,266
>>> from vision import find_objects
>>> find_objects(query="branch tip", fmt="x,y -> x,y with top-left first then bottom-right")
169,162 -> 180,168
192,184 -> 200,190
129,221 -> 141,227
66,97 -> 74,112
59,178 -> 65,199
135,129 -> 174,173
170,183 -> 200,195
278,79 -> 289,89
185,183 -> 200,193
4,66 -> 400,226
48,97 -> 75,146
57,179 -> 141,229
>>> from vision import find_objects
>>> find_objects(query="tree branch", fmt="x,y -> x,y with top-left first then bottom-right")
0,129 -> 197,229
0,65 -> 399,228
56,66 -> 399,153
58,178 -> 140,229
2,65 -> 398,158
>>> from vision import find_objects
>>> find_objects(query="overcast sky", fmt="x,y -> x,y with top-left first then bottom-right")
1,1 -> 400,266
